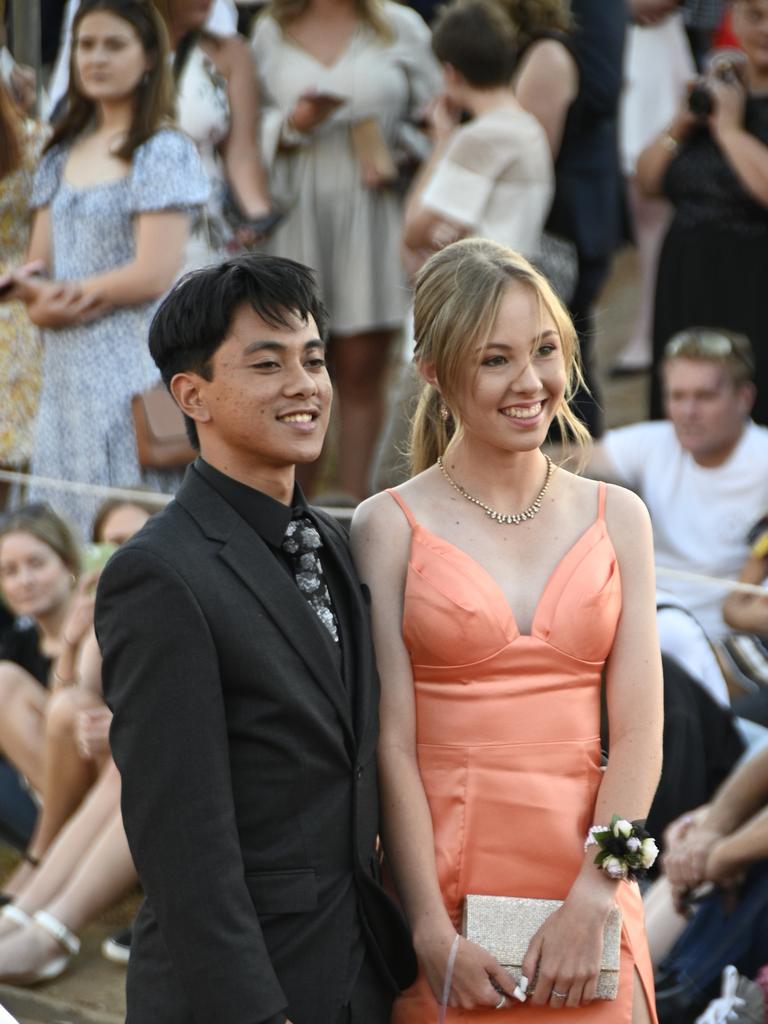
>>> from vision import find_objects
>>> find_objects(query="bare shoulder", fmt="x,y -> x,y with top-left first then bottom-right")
604,482 -> 651,534
351,489 -> 404,542
351,473 -> 436,573
555,470 -> 651,547
203,32 -> 251,76
517,37 -> 578,82
603,482 -> 653,567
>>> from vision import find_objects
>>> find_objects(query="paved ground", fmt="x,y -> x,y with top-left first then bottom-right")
0,247 -> 648,1024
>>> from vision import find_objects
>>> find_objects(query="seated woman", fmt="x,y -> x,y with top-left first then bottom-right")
2,498 -> 156,894
0,498 -> 155,983
402,0 -> 553,277
0,505 -> 83,886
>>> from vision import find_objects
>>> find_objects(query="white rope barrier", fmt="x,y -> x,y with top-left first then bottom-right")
656,566 -> 767,597
0,468 -> 172,507
0,470 -> 762,563
0,468 -> 354,521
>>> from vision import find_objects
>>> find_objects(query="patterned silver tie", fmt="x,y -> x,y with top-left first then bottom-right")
281,514 -> 339,643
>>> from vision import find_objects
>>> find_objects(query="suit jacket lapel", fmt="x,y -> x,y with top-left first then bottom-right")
175,474 -> 355,747
311,512 -> 379,761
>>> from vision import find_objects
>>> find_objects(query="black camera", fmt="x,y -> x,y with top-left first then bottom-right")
687,54 -> 745,120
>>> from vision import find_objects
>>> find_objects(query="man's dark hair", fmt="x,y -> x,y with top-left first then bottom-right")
148,253 -> 329,447
431,0 -> 518,89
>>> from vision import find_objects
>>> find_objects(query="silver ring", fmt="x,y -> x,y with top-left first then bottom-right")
552,989 -> 568,999
495,994 -> 507,1009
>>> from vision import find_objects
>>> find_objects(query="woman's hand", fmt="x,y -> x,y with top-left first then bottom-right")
76,705 -> 113,761
287,90 -> 346,135
521,888 -> 613,1009
0,259 -> 47,303
20,278 -> 107,327
61,571 -> 100,652
709,73 -> 747,139
415,927 -> 515,1010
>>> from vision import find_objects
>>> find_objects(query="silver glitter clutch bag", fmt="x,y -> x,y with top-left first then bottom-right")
462,895 -> 622,1000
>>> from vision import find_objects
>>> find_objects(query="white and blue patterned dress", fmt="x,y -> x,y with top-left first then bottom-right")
28,128 -> 209,537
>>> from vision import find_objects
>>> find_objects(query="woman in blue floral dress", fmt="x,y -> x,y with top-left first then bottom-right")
3,0 -> 208,537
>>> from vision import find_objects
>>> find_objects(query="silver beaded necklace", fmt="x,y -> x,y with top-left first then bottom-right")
436,454 -> 555,525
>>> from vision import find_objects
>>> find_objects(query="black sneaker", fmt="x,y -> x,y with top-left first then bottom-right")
101,926 -> 131,965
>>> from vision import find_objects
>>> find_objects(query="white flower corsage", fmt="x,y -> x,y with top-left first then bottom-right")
585,816 -> 659,881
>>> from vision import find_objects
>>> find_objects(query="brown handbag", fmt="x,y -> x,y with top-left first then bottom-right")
131,384 -> 196,469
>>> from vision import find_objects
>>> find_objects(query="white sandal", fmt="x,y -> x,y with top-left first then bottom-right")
0,903 -> 32,928
0,910 -> 80,985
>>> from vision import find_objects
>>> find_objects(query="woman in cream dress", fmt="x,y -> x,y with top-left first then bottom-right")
252,0 -> 439,499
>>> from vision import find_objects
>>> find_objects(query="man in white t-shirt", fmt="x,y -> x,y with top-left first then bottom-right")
588,329 -> 768,704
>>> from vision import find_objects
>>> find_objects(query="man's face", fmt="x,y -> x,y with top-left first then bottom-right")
192,302 -> 332,472
662,358 -> 752,465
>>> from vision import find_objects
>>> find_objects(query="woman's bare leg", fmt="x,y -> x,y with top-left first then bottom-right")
34,688 -> 101,852
633,968 -> 654,1024
0,662 -> 47,790
331,329 -> 395,500
0,806 -> 137,981
644,875 -> 688,965
0,761 -> 119,940
2,689 -> 100,896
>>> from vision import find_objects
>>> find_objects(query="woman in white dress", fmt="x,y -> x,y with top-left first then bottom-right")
252,0 -> 439,499
154,0 -> 277,267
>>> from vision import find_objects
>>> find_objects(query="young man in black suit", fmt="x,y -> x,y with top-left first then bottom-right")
95,254 -> 415,1024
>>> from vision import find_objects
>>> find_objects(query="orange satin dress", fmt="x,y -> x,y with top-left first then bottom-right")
387,483 -> 657,1023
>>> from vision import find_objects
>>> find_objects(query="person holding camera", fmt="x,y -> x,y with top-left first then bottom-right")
637,0 -> 768,427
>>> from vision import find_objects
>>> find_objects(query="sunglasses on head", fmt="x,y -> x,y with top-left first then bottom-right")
663,329 -> 755,374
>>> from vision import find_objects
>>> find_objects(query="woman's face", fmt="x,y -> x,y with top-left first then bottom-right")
0,531 -> 73,620
74,10 -> 150,104
97,503 -> 151,546
733,1 -> 768,74
167,0 -> 213,35
452,283 -> 567,454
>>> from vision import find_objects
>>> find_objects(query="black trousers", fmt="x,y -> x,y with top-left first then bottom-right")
336,954 -> 394,1024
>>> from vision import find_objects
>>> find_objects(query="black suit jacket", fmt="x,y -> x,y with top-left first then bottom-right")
95,469 -> 415,1024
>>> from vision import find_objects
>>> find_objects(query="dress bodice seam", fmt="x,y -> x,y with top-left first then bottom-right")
406,519 -> 615,642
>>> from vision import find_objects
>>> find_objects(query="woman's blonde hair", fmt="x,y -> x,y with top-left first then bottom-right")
409,237 -> 589,476
268,0 -> 393,40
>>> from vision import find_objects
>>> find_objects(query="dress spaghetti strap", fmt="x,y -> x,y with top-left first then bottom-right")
385,488 -> 418,529
597,480 -> 607,521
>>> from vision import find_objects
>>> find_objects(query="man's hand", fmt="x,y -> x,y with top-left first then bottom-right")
663,806 -> 726,898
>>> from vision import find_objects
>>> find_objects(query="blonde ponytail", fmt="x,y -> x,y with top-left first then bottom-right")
410,384 -> 458,476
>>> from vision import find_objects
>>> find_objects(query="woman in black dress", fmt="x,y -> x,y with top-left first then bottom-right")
638,0 -> 768,425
